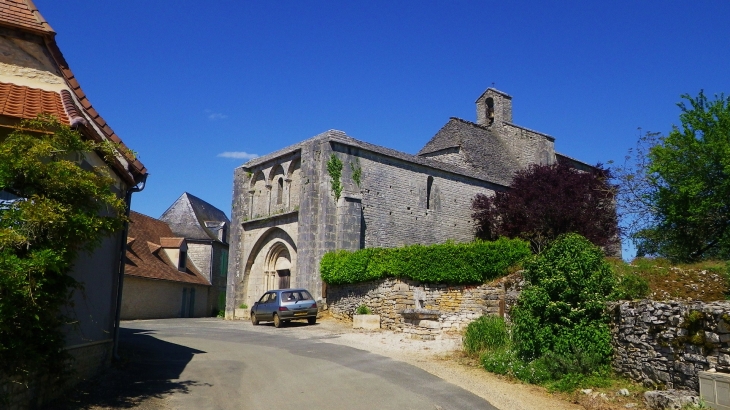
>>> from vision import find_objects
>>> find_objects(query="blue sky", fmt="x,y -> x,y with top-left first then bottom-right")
35,1 -> 730,258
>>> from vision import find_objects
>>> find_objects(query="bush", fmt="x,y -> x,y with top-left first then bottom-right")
320,238 -> 530,285
613,271 -> 650,300
463,315 -> 510,355
355,305 -> 371,315
512,233 -> 615,363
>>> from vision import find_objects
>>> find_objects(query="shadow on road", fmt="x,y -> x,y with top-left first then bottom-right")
45,327 -> 207,409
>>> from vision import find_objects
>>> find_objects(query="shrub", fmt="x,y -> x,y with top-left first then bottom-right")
239,303 -> 248,309
320,238 -> 530,285
512,234 -> 615,363
613,271 -> 650,300
355,305 -> 372,315
463,315 -> 510,355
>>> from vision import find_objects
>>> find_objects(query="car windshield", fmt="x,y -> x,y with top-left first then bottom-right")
281,290 -> 312,302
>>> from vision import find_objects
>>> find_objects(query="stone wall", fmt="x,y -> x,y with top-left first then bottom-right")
327,274 -> 523,340
610,300 -> 730,392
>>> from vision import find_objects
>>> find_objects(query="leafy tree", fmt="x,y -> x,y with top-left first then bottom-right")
472,162 -> 619,253
0,116 -> 127,388
615,91 -> 730,261
511,234 -> 615,364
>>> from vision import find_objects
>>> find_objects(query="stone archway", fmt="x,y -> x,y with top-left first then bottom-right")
242,228 -> 297,308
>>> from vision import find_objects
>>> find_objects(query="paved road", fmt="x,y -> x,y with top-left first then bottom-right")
54,318 -> 498,410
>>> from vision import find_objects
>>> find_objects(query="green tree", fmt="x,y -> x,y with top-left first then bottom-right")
616,91 -> 730,261
0,116 -> 127,388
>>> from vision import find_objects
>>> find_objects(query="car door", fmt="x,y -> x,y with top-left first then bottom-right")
254,293 -> 270,320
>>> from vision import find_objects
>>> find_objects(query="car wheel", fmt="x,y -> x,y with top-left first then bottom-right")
307,317 -> 317,325
283,319 -> 290,323
273,314 -> 282,328
251,311 -> 259,325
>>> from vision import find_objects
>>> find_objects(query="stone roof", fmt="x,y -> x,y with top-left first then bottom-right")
240,130 -> 509,190
159,192 -> 231,243
0,0 -> 147,185
125,211 -> 210,286
417,118 -> 521,186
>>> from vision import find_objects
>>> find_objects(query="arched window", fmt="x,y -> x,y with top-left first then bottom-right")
426,176 -> 434,210
277,177 -> 283,205
486,97 -> 495,125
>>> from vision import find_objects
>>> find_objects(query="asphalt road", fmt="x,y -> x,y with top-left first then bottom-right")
51,318 -> 498,410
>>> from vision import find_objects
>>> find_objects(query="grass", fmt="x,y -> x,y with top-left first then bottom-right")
607,257 -> 729,301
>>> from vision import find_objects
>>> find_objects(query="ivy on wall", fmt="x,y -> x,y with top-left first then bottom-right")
350,161 -> 362,187
327,154 -> 343,201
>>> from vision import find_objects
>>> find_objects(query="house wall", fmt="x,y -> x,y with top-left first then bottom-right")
187,242 -> 212,281
121,276 -> 208,319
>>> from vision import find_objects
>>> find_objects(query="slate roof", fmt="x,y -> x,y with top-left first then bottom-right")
0,0 -> 147,185
241,130 -> 509,191
125,211 -> 210,286
159,193 -> 231,243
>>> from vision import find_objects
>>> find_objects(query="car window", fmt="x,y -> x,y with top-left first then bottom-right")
269,293 -> 278,304
299,291 -> 313,300
282,291 -> 296,302
258,294 -> 270,303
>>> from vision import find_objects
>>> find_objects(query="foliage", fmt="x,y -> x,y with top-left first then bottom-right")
607,257 -> 729,301
355,305 -> 371,315
239,303 -> 248,309
511,234 -> 615,363
326,153 -> 343,201
320,238 -> 530,285
472,162 -> 619,253
350,162 -> 362,187
463,315 -> 510,355
0,116 -> 127,388
613,91 -> 730,262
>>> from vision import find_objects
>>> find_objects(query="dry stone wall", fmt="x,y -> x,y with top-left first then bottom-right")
610,300 -> 730,392
327,274 -> 523,340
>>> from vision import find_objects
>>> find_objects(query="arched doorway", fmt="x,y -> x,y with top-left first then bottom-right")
242,227 -> 297,308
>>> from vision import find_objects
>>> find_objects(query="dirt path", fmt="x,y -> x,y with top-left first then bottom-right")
310,316 -> 584,410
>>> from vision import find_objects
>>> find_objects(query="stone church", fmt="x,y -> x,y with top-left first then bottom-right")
225,88 -> 592,317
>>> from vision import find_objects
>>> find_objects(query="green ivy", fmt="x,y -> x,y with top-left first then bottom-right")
350,162 -> 362,187
326,154 -> 343,201
320,238 -> 530,285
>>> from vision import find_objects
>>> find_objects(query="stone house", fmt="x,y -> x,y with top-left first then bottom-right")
0,0 -> 147,406
226,87 -> 593,317
160,192 -> 230,315
122,211 -> 211,319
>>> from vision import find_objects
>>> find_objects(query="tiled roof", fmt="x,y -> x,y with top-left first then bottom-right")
0,82 -> 69,123
160,192 -> 231,243
0,1 -> 148,184
125,211 -> 211,286
0,0 -> 53,34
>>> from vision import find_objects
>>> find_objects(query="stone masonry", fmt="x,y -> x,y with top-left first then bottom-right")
226,88 -> 595,318
326,274 -> 524,340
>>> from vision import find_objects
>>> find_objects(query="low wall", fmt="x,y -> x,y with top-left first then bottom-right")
610,300 -> 730,392
326,274 -> 523,340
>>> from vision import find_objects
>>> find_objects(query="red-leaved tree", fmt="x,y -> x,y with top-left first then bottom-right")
472,163 -> 619,254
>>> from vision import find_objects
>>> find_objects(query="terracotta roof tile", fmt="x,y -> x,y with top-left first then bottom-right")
0,1 -> 148,183
0,0 -> 53,34
126,211 -> 211,286
0,82 -> 69,124
159,237 -> 185,248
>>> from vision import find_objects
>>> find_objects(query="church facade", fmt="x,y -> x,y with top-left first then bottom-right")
225,88 -> 592,316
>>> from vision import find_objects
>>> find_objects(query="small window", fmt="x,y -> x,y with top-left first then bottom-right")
426,176 -> 434,210
486,97 -> 495,125
277,177 -> 284,205
178,250 -> 187,271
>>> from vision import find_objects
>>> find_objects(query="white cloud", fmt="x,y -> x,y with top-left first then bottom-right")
204,109 -> 228,120
217,151 -> 259,160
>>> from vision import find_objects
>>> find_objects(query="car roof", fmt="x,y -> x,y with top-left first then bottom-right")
268,288 -> 309,293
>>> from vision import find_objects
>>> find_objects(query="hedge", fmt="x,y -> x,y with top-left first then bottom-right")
320,237 -> 530,285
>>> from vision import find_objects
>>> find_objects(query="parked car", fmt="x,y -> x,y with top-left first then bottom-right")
250,288 -> 318,328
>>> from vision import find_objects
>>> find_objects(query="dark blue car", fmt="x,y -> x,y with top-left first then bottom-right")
250,288 -> 318,328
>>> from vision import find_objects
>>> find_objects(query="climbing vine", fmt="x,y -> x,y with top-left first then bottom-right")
327,153 -> 343,201
350,161 -> 362,187
0,115 -> 128,396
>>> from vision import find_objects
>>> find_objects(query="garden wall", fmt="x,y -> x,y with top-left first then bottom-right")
326,274 -> 523,340
610,300 -> 730,392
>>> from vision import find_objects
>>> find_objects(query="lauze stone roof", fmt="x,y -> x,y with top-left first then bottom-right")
125,211 -> 211,286
160,192 -> 230,243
